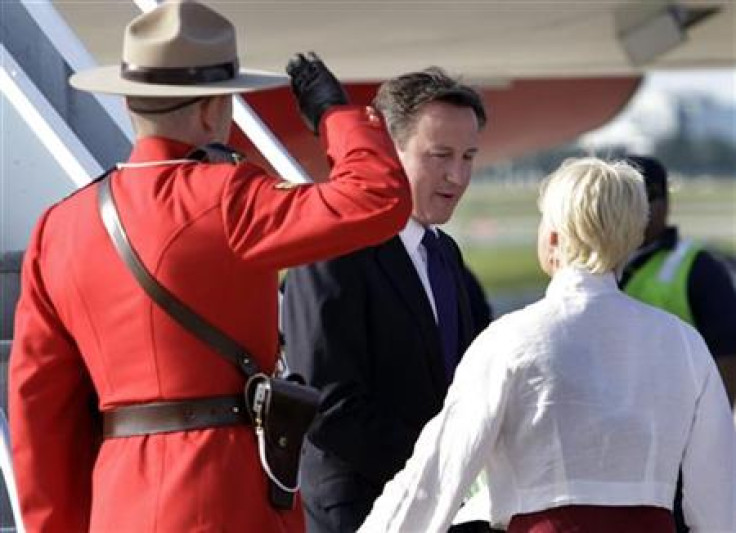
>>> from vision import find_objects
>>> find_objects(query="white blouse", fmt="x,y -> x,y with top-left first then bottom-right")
359,267 -> 736,532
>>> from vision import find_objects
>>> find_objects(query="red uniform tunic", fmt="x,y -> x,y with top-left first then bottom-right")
9,106 -> 411,532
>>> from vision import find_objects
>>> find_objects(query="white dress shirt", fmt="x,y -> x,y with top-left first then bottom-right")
399,217 -> 439,321
360,267 -> 736,532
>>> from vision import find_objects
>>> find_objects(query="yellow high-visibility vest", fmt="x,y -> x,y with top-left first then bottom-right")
624,240 -> 700,325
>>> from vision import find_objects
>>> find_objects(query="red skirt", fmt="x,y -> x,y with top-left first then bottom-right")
508,505 -> 675,533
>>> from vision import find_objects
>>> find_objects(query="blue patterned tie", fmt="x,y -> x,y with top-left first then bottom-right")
422,229 -> 459,380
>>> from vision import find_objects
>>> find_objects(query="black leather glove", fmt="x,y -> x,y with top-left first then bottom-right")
286,52 -> 349,135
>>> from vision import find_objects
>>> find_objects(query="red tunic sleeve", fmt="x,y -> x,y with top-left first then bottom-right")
9,210 -> 99,533
221,106 -> 412,269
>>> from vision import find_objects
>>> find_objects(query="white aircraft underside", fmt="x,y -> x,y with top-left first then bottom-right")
54,0 -> 736,81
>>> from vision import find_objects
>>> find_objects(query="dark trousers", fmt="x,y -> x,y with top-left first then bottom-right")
303,493 -> 373,533
673,474 -> 688,533
303,492 -> 494,533
508,505 -> 675,533
449,521 -> 496,533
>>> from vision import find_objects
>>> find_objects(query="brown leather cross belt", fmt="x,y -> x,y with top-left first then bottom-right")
102,395 -> 249,439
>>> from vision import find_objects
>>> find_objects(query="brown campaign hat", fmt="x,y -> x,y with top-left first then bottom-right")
70,1 -> 286,97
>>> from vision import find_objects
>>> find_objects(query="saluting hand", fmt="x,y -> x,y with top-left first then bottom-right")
286,52 -> 349,136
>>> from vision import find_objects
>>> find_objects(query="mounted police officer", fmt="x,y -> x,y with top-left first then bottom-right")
9,1 -> 410,531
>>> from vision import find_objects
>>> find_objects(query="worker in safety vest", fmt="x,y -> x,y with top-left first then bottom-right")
620,155 -> 736,409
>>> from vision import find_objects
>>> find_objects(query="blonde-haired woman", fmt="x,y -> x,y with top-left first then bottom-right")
359,158 -> 736,533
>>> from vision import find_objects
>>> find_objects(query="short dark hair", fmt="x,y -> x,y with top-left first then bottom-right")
625,155 -> 668,202
126,95 -> 206,115
373,67 -> 487,146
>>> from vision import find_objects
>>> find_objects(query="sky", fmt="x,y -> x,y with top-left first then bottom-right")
646,68 -> 736,104
581,68 -> 736,153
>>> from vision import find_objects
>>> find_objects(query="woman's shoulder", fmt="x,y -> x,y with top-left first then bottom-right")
621,291 -> 703,341
474,299 -> 554,361
486,296 -> 556,334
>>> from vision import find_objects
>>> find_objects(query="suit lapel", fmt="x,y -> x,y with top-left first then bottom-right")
375,237 -> 447,394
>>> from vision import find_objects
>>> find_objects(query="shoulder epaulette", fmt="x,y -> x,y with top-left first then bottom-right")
186,143 -> 246,165
56,168 -> 114,205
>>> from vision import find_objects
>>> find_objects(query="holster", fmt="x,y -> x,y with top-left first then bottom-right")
246,373 -> 321,510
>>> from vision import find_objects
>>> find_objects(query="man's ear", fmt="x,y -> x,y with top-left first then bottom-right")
199,96 -> 226,134
198,96 -> 217,133
393,139 -> 409,167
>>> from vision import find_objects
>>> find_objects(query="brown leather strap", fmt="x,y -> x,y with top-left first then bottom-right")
103,395 -> 249,439
97,174 -> 260,377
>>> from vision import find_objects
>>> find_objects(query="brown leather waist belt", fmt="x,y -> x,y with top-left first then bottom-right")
102,395 -> 249,439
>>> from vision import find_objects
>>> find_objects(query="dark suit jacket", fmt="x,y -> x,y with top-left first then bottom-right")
283,230 -> 481,527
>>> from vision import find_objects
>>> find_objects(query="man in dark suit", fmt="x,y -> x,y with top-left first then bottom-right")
283,68 -> 489,532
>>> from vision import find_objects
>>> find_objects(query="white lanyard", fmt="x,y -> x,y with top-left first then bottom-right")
116,159 -> 196,170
